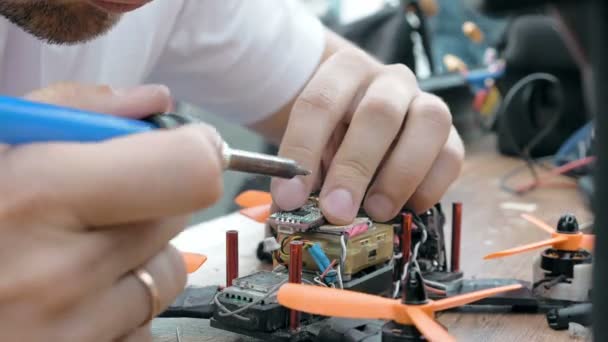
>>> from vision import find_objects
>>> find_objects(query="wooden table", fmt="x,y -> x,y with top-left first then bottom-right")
153,134 -> 592,341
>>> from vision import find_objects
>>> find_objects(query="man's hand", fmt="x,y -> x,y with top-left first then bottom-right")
0,83 -> 223,341
262,32 -> 464,225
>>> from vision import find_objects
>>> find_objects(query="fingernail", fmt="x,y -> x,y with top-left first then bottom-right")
272,177 -> 307,210
364,194 -> 394,221
323,188 -> 356,223
114,84 -> 170,98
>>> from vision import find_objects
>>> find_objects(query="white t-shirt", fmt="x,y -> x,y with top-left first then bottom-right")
0,0 -> 325,125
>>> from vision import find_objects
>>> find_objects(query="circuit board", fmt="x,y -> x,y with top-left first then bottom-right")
213,271 -> 290,332
234,271 -> 286,293
269,198 -> 325,232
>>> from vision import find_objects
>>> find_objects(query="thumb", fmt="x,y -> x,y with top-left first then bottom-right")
24,82 -> 173,118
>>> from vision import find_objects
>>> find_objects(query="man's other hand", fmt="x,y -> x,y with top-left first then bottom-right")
0,82 -> 223,341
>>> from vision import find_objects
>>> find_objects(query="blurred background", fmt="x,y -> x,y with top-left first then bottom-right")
184,0 -> 592,224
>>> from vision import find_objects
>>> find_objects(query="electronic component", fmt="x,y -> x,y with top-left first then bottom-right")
407,205 -> 448,274
269,199 -> 325,232
230,271 -> 287,297
262,237 -> 281,253
532,250 -> 592,302
277,220 -> 394,281
212,271 -> 289,332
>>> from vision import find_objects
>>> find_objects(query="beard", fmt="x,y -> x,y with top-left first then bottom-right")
0,1 -> 120,45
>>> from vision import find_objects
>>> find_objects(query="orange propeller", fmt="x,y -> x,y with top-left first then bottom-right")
235,190 -> 272,208
484,214 -> 594,260
277,283 -> 521,342
181,252 -> 207,273
239,204 -> 271,223
234,190 -> 272,223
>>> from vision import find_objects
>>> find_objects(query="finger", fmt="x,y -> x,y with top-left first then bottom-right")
25,82 -> 173,118
407,127 -> 465,213
364,93 -> 452,221
62,246 -> 186,341
67,216 -> 190,312
319,65 -> 419,224
0,123 -> 223,227
271,49 -> 379,211
6,217 -> 188,318
118,324 -> 152,342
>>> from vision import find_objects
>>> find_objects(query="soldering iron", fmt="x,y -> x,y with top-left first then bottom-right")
0,95 -> 310,179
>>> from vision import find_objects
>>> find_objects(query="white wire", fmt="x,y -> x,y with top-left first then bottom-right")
340,235 -> 347,266
336,264 -> 344,289
392,280 -> 400,298
392,219 -> 429,298
389,251 -> 403,268
313,277 -> 329,287
423,279 -> 447,290
214,279 -> 289,320
401,226 -> 427,282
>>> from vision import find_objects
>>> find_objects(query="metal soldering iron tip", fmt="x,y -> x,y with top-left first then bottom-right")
293,165 -> 311,176
222,143 -> 312,179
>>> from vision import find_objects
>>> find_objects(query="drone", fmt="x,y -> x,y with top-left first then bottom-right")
161,191 -> 594,340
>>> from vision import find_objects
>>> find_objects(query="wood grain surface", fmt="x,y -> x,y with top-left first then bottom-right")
154,134 -> 592,341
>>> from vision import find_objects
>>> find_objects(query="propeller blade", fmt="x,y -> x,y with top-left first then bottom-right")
234,190 -> 272,208
430,284 -> 523,311
581,234 -> 595,252
405,307 -> 455,342
181,252 -> 207,273
521,213 -> 555,234
277,283 -> 401,322
239,204 -> 271,223
484,236 -> 568,259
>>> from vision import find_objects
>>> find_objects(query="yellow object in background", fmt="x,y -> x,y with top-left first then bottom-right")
443,54 -> 468,73
463,21 -> 484,43
480,85 -> 501,117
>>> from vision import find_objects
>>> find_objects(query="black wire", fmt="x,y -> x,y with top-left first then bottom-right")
499,156 -> 556,194
532,277 -> 553,289
498,73 -> 565,193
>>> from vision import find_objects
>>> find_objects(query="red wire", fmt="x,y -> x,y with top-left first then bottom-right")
515,156 -> 596,194
425,285 -> 446,296
319,260 -> 338,280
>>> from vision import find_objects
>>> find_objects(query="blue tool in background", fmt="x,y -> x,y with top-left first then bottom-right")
0,95 -> 310,179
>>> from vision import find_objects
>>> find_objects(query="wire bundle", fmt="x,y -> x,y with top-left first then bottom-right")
392,212 -> 447,298
495,73 -> 596,195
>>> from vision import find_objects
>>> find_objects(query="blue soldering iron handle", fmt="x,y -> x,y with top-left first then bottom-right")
0,95 -> 157,144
